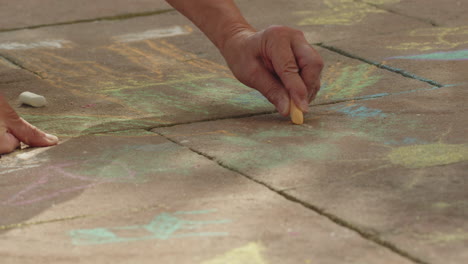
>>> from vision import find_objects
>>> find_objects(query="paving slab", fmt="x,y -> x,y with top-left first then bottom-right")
323,24 -> 468,85
0,0 -> 171,31
155,85 -> 468,264
235,0 -> 430,43
0,131 -> 412,264
0,15 -> 434,137
368,0 -> 468,26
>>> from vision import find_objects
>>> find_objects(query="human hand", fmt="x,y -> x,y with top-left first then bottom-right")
220,25 -> 323,116
0,94 -> 58,154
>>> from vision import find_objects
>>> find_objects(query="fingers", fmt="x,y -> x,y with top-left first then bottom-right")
291,36 -> 324,103
8,117 -> 59,147
267,32 -> 309,112
0,94 -> 58,151
0,130 -> 20,154
248,64 -> 290,116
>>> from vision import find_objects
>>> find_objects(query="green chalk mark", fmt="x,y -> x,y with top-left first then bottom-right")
322,64 -> 382,100
388,143 -> 468,168
389,49 -> 468,61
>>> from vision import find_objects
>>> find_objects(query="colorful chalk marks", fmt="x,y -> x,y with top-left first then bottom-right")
296,0 -> 400,26
388,143 -> 468,169
320,63 -> 382,100
387,26 -> 468,51
2,143 -> 200,206
331,103 -> 388,118
70,210 -> 230,245
201,242 -> 267,264
387,49 -> 468,61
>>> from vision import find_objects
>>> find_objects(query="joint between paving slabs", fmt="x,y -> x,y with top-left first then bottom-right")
354,0 -> 439,26
0,54 -> 45,79
0,8 -> 175,33
317,43 -> 444,88
151,130 -> 430,264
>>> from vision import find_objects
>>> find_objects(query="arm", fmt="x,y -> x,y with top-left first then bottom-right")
166,0 -> 323,116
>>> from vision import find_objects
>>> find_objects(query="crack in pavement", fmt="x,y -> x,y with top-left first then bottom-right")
0,215 -> 89,231
0,8 -> 175,33
318,43 -> 444,88
152,129 -> 430,264
0,54 -> 45,79
355,0 -> 440,27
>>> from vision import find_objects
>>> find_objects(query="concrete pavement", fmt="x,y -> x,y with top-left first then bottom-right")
1,1 -> 467,263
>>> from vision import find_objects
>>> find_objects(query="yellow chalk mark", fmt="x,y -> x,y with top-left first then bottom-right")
106,43 -> 164,80
296,0 -> 400,26
387,26 -> 468,51
0,215 -> 88,231
388,143 -> 468,169
201,242 -> 267,264
145,40 -> 231,76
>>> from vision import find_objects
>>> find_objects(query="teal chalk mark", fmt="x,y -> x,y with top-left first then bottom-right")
174,209 -> 218,215
385,137 -> 427,146
333,104 -> 387,118
70,210 -> 230,245
388,49 -> 468,61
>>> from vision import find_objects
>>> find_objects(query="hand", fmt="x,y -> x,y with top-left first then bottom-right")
220,25 -> 323,116
0,94 -> 58,154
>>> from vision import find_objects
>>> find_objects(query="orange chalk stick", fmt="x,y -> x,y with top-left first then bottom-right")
290,99 -> 303,125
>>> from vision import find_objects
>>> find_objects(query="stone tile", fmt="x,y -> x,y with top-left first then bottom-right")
0,16 -> 435,136
0,130 -> 411,264
234,0 -> 430,43
0,0 -> 171,31
324,25 -> 468,85
369,0 -> 467,26
155,85 -> 468,264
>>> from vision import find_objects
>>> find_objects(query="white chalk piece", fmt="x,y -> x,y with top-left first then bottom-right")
19,92 -> 47,107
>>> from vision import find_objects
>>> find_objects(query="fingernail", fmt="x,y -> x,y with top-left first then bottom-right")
45,133 -> 59,144
278,98 -> 290,116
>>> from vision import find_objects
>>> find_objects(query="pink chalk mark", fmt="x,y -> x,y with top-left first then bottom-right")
3,161 -> 137,206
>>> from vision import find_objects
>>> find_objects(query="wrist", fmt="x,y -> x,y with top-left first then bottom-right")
216,22 -> 255,52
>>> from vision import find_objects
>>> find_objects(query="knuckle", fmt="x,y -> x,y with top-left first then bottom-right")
263,86 -> 281,103
280,59 -> 300,74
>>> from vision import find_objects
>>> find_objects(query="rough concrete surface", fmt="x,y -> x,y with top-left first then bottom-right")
1,0 -> 467,264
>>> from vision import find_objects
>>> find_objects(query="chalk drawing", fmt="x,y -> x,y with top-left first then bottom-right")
70,210 -> 230,245
330,103 -> 388,118
425,231 -> 468,243
0,40 -> 71,50
384,137 -> 426,146
114,25 -> 193,42
388,143 -> 468,169
1,161 -> 135,206
201,242 -> 267,264
0,147 -> 51,175
2,142 -> 201,205
21,114 -> 162,137
321,63 -> 381,100
296,0 -> 400,26
386,49 -> 468,61
387,26 -> 468,51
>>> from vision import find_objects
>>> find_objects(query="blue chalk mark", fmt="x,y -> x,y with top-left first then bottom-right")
403,137 -> 419,144
333,104 -> 388,118
174,209 -> 218,215
387,49 -> 468,61
70,210 -> 230,245
384,137 -> 426,146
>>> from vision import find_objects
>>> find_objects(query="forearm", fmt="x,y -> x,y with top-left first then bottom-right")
165,0 -> 254,50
